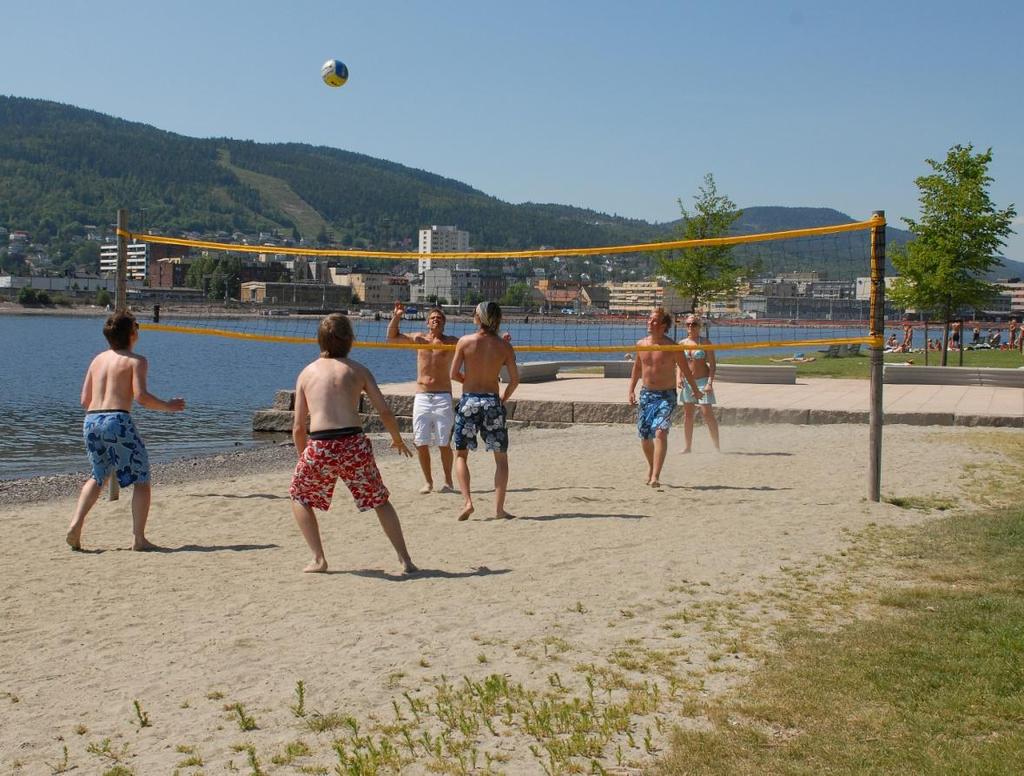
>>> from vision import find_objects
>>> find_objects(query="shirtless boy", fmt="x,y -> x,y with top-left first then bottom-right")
65,311 -> 186,551
289,313 -> 417,574
387,302 -> 459,494
450,301 -> 519,521
627,307 -> 701,487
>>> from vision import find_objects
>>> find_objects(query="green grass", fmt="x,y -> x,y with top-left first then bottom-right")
655,505 -> 1024,775
721,347 -> 1023,378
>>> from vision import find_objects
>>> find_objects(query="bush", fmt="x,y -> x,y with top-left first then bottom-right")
96,289 -> 112,307
36,290 -> 52,305
17,287 -> 38,305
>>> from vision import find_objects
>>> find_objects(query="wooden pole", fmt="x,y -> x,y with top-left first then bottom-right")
109,209 -> 129,502
868,210 -> 886,502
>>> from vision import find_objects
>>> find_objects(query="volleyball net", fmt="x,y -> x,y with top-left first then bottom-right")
118,215 -> 886,355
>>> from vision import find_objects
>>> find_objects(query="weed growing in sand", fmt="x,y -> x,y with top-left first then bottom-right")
886,495 -> 958,511
132,699 -> 151,728
419,657 -> 431,668
245,745 -> 266,776
305,711 -> 351,734
270,739 -> 311,766
101,767 -> 133,776
45,745 -> 71,774
73,723 -> 87,735
175,746 -> 204,768
231,703 -> 258,731
86,739 -> 130,764
206,690 -> 225,700
291,680 -> 307,717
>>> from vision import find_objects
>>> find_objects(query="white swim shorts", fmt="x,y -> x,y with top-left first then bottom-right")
412,392 -> 455,447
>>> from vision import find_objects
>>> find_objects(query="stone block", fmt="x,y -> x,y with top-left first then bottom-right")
252,409 -> 294,432
513,400 -> 573,423
807,409 -> 869,425
953,414 -> 1024,428
885,412 -> 954,426
572,402 -> 635,424
272,390 -> 295,410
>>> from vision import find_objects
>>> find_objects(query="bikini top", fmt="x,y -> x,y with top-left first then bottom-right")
685,348 -> 707,361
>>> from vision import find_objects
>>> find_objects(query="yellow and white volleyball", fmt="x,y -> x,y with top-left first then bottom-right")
321,59 -> 349,88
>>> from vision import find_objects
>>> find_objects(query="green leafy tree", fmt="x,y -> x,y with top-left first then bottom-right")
501,282 -> 533,308
17,287 -> 38,305
658,173 -> 744,312
889,144 -> 1016,365
96,289 -> 112,307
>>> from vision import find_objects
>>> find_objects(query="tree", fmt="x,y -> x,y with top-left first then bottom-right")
889,144 -> 1016,365
658,174 -> 744,313
501,282 -> 533,309
96,289 -> 112,307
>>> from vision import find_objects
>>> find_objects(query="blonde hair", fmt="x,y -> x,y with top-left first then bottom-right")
476,301 -> 502,334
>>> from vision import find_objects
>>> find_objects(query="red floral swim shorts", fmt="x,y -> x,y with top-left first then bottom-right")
289,435 -> 389,512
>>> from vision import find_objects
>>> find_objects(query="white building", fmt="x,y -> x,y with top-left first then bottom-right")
418,226 -> 469,273
100,241 -> 149,280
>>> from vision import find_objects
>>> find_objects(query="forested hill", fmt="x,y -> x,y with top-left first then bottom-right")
1,95 -> 918,260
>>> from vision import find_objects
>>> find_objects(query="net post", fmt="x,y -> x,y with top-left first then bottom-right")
109,208 -> 129,502
868,210 -> 886,502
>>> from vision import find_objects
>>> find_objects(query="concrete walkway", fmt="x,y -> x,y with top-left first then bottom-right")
254,373 -> 1023,431
380,373 -> 1024,427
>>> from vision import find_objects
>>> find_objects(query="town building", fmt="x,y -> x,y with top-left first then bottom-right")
418,226 -> 469,273
99,241 -> 188,281
607,281 -> 687,315
240,281 -> 352,307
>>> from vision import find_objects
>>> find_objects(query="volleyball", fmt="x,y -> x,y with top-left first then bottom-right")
321,59 -> 349,88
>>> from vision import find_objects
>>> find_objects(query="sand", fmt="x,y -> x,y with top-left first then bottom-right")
0,423 -> 1004,773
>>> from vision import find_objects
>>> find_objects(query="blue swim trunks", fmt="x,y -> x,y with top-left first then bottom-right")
637,387 -> 677,440
454,393 -> 509,452
83,411 -> 150,487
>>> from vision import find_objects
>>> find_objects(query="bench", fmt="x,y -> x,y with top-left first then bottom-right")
502,361 -> 796,384
883,365 -> 1024,388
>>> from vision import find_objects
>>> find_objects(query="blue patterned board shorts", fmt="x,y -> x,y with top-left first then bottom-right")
637,387 -> 677,440
454,393 -> 509,453
83,411 -> 150,487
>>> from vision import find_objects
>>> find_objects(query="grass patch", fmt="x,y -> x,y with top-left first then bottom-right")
721,347 -> 1023,379
655,505 -> 1024,775
885,494 -> 958,511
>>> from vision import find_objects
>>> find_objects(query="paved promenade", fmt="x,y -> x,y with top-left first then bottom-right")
255,373 -> 1023,431
380,373 -> 1024,427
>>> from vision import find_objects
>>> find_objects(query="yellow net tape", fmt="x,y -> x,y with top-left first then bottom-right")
141,323 -> 880,353
118,215 -> 883,260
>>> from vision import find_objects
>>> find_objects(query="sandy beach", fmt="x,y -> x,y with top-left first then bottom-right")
0,422 -> 1008,774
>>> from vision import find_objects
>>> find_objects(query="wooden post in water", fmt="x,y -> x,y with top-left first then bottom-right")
108,209 -> 129,502
868,210 -> 886,502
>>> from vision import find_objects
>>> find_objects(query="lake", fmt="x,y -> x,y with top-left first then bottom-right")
0,314 -> 867,479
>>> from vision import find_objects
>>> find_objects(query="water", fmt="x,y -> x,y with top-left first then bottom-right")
0,314 -> 866,479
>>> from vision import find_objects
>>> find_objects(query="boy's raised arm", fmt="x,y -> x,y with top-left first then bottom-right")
362,368 -> 412,457
387,302 -> 414,343
132,356 -> 186,412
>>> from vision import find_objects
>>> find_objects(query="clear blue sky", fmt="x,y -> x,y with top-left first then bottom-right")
3,0 -> 1022,258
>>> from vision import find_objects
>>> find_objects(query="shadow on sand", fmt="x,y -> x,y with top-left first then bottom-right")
334,566 -> 512,581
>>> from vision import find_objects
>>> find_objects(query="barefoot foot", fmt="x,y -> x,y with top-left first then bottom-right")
439,483 -> 455,493
681,448 -> 691,454
303,558 -> 328,573
419,482 -> 433,495
131,538 -> 160,552
649,480 -> 662,488
496,511 -> 516,520
457,504 -> 475,521
402,560 -> 420,574
66,529 -> 82,551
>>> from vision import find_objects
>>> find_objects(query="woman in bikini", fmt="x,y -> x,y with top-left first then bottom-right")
678,314 -> 720,454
